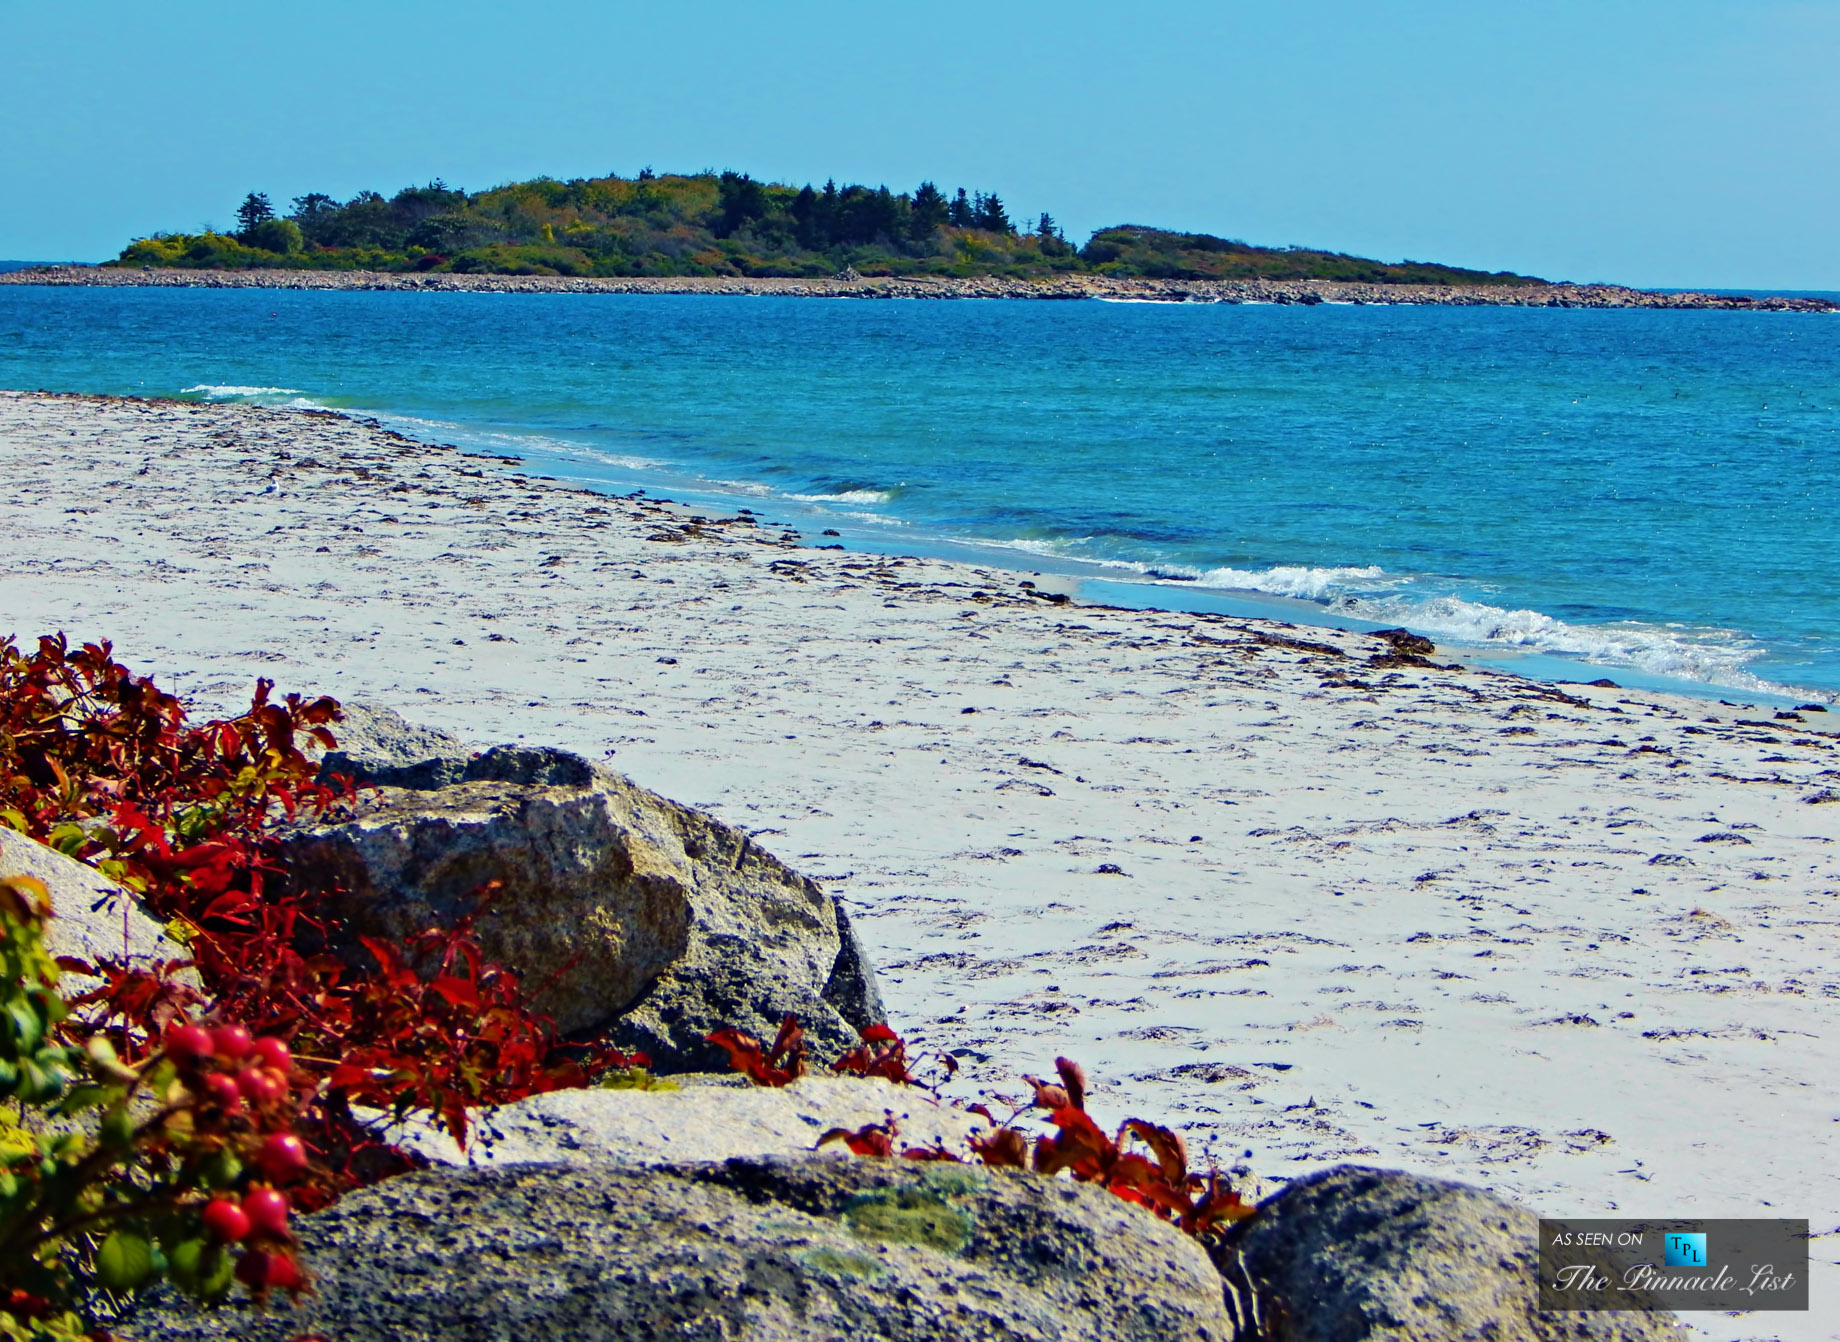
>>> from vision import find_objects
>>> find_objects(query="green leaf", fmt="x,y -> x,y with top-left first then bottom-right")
100,1105 -> 136,1150
47,822 -> 88,857
58,1083 -> 107,1116
165,1236 -> 207,1291
201,1147 -> 242,1189
19,1057 -> 65,1104
96,1229 -> 154,1291
4,998 -> 43,1053
195,1243 -> 234,1299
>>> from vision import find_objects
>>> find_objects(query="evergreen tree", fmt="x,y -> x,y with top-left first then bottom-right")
234,192 -> 276,238
288,193 -> 339,246
910,181 -> 949,240
973,192 -> 1012,234
816,179 -> 841,248
791,184 -> 821,249
1036,212 -> 1062,240
946,187 -> 974,228
715,171 -> 769,237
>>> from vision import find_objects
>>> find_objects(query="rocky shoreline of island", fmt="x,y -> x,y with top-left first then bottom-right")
3,263 -> 1833,310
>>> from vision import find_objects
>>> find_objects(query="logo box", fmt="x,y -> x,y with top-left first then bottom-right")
1539,1218 -> 1808,1312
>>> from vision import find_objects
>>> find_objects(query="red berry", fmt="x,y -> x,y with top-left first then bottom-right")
202,1073 -> 244,1114
202,1199 -> 251,1242
236,1069 -> 285,1106
251,1037 -> 291,1071
165,1023 -> 214,1062
211,1025 -> 254,1061
264,1252 -> 304,1291
242,1188 -> 290,1237
254,1133 -> 310,1183
234,1249 -> 304,1291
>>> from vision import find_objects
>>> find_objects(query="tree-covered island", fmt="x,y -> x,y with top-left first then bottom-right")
112,170 -> 1545,286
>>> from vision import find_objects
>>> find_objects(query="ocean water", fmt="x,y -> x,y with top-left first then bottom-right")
2,285 -> 1837,701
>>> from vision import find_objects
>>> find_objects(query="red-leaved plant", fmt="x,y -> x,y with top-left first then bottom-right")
0,634 -> 627,1212
713,1019 -> 1257,1246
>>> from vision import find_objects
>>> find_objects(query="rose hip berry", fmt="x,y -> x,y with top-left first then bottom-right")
236,1069 -> 285,1106
164,1023 -> 214,1062
235,1249 -> 304,1291
251,1036 -> 291,1071
202,1073 -> 244,1114
202,1199 -> 252,1242
241,1188 -> 290,1237
211,1024 -> 254,1061
254,1133 -> 310,1183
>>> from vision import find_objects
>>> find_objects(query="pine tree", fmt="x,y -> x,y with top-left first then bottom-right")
234,192 -> 276,238
910,181 -> 949,240
791,185 -> 821,249
973,192 -> 1011,234
947,188 -> 974,228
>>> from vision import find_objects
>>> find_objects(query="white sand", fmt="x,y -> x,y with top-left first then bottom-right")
5,391 -> 1836,1337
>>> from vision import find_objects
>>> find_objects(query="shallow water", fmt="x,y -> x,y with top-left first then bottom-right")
3,286 -> 1837,698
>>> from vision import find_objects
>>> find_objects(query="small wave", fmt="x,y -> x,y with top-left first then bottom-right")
181,384 -> 305,400
1187,564 -> 1393,601
789,488 -> 896,504
959,536 -> 1824,698
971,540 -> 1394,602
1340,593 -> 1827,699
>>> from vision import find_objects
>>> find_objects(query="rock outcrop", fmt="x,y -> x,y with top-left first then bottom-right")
0,829 -> 191,990
280,747 -> 883,1069
382,1074 -> 985,1169
1219,1165 -> 1685,1341
314,700 -> 475,789
122,1156 -> 1237,1342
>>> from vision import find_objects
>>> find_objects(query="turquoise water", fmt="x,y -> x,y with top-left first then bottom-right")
3,286 -> 1837,700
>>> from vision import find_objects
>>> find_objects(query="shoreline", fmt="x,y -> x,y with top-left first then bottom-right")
4,263 -> 1836,311
4,391 -> 1838,1338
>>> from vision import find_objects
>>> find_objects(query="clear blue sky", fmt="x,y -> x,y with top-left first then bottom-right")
4,0 -> 1836,288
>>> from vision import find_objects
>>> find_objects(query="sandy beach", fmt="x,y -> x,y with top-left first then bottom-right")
4,389 -> 1836,1337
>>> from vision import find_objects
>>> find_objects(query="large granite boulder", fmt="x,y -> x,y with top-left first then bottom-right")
278,746 -> 883,1069
122,1155 -> 1236,1342
382,1074 -> 986,1168
0,828 -> 192,991
1219,1165 -> 1684,1341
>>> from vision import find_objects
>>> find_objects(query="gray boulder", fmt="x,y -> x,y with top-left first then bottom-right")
382,1074 -> 986,1168
1219,1165 -> 1684,1341
122,1156 -> 1236,1341
278,754 -> 884,1069
0,829 -> 192,990
314,700 -> 474,789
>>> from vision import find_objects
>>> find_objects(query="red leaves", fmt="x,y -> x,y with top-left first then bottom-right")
427,976 -> 481,1010
831,1021 -> 916,1084
1018,1080 -> 1255,1241
713,1013 -> 1258,1248
1032,1104 -> 1112,1179
707,1014 -> 808,1086
967,1126 -> 1029,1169
0,634 -> 627,1209
817,1116 -> 898,1157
